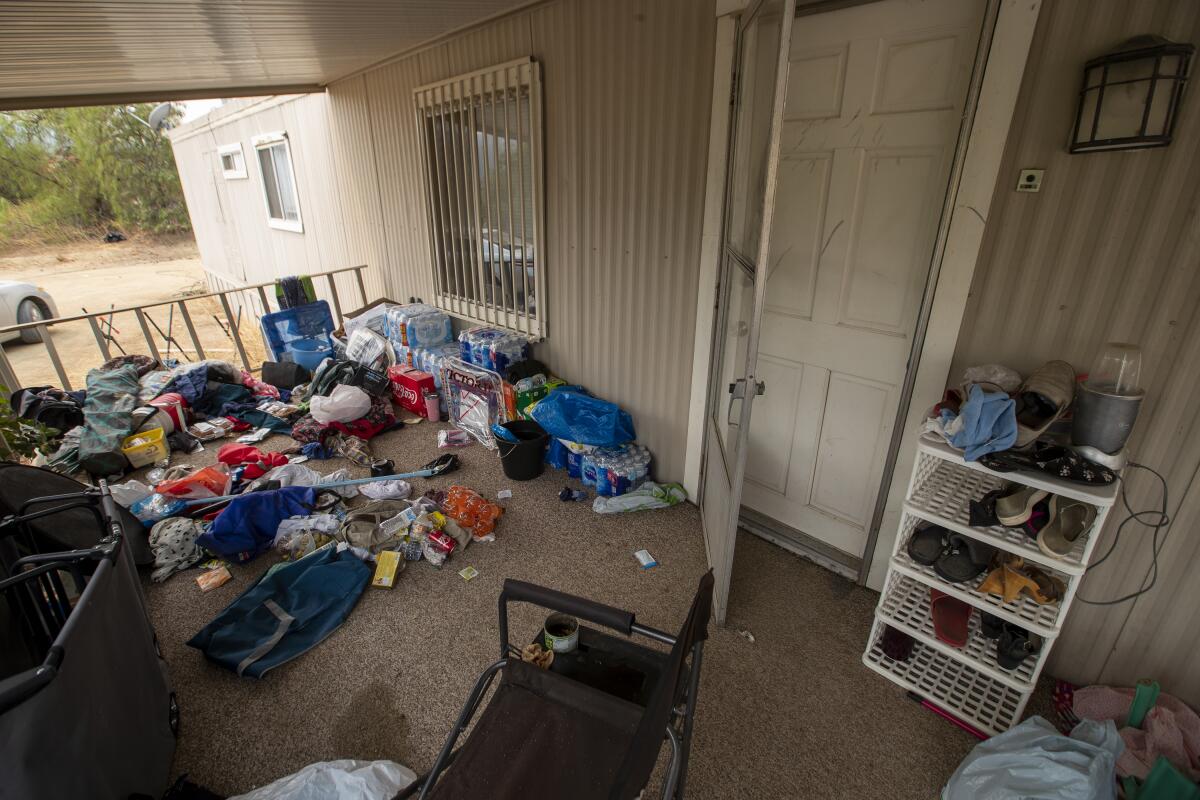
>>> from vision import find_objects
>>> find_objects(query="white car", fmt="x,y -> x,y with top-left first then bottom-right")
0,282 -> 59,344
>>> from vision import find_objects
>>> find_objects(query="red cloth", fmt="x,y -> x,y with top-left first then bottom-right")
216,443 -> 289,480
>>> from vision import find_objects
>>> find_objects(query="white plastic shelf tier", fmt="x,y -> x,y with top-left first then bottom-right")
862,618 -> 1026,737
907,449 -> 1095,575
877,571 -> 1047,691
892,512 -> 1066,637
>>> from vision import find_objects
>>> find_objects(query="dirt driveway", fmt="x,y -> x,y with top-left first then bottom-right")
0,235 -> 266,391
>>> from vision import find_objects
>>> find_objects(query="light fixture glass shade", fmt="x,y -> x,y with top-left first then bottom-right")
1070,35 -> 1194,153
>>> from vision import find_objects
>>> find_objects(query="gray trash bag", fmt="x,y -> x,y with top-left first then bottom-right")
943,716 -> 1123,800
79,364 -> 141,476
228,759 -> 416,800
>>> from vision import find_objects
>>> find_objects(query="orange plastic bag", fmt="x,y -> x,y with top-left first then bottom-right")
155,464 -> 232,500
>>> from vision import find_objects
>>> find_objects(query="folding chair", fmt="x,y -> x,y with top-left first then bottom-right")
401,570 -> 714,800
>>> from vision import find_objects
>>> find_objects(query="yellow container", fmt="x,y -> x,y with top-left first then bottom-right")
121,427 -> 168,469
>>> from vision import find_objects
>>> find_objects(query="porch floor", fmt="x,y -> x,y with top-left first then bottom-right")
144,420 -> 1035,798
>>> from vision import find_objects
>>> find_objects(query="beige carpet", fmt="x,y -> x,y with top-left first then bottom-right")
144,419 -> 1047,798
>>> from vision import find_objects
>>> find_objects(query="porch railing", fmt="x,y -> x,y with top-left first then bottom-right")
0,265 -> 370,392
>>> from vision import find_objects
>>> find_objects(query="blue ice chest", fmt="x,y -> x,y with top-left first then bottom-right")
260,301 -> 335,366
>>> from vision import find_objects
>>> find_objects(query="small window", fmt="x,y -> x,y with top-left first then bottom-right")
218,143 -> 246,179
252,132 -> 303,233
414,57 -> 545,337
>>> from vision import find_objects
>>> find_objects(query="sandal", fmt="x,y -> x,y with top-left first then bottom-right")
1019,563 -> 1066,604
978,555 -> 1042,604
933,534 -> 997,583
1038,496 -> 1097,559
930,589 -> 971,648
969,488 -> 1005,527
979,443 -> 1115,486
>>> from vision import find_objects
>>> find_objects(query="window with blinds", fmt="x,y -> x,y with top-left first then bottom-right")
414,57 -> 545,337
252,132 -> 303,233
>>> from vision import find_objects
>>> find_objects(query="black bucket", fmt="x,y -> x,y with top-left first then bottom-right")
497,419 -> 550,481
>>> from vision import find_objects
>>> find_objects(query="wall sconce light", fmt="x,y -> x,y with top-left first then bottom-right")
1070,35 -> 1194,153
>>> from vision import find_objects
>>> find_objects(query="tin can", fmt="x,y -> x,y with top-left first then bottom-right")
543,612 -> 579,653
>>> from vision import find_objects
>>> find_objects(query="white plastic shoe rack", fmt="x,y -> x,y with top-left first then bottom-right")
861,435 -> 1118,736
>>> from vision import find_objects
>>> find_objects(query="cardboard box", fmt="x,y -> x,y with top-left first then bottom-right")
372,550 -> 403,588
387,366 -> 437,418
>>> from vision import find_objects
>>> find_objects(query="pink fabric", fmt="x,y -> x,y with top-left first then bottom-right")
1074,685 -> 1200,781
241,370 -> 281,400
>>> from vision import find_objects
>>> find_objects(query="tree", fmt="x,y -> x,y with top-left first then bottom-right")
0,103 -> 191,244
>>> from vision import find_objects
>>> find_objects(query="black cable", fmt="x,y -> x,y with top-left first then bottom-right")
1075,462 -> 1172,605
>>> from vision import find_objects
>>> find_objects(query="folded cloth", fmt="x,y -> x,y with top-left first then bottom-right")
1074,685 -> 1200,782
197,486 -> 317,562
939,383 -> 1017,461
187,544 -> 370,677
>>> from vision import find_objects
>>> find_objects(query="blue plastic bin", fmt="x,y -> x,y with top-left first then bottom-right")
260,301 -> 335,364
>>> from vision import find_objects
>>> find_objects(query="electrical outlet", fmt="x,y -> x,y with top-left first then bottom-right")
1017,168 -> 1044,193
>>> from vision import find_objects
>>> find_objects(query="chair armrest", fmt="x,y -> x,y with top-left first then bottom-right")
498,579 -> 635,655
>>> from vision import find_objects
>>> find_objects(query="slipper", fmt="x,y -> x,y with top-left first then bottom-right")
1013,360 -> 1076,447
930,589 -> 971,648
1038,496 -> 1097,558
995,485 -> 1049,527
979,444 -> 1116,486
906,523 -> 949,566
933,534 -> 997,583
996,624 -> 1040,670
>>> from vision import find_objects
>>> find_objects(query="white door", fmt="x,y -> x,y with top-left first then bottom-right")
700,0 -> 795,625
741,0 -> 985,558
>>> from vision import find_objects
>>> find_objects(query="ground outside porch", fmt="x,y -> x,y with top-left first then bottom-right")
144,419 -> 1045,798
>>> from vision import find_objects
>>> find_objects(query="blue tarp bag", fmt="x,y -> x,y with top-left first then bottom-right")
530,389 -> 635,447
197,486 -> 317,562
187,545 -> 371,677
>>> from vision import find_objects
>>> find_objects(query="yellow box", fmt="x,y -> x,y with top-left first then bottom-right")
121,427 -> 169,469
372,550 -> 403,588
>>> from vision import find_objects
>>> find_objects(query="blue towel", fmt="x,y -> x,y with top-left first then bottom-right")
940,384 -> 1017,461
197,486 -> 317,562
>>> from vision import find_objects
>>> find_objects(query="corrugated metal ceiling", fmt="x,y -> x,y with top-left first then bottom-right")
0,0 -> 533,110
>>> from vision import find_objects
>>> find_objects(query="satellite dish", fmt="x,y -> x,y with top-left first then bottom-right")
147,102 -> 173,132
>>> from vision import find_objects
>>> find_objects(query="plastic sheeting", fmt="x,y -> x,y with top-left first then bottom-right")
943,716 -> 1123,800
226,759 -> 416,799
530,390 -> 635,447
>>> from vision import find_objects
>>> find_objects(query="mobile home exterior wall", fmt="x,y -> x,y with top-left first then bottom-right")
950,0 -> 1200,702
170,0 -> 717,481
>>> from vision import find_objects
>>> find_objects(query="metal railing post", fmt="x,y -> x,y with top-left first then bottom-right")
176,301 -> 205,361
86,317 -> 113,363
37,325 -> 71,390
218,294 -> 252,371
132,309 -> 163,363
0,343 -> 19,391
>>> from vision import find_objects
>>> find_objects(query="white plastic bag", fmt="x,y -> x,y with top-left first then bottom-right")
228,759 -> 416,800
942,716 -> 1121,800
310,384 -> 372,424
110,480 -> 153,508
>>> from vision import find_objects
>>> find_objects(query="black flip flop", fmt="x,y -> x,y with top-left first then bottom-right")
907,524 -> 948,566
934,534 -> 998,583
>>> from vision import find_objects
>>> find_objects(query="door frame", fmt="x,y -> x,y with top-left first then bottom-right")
684,0 -> 1043,589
